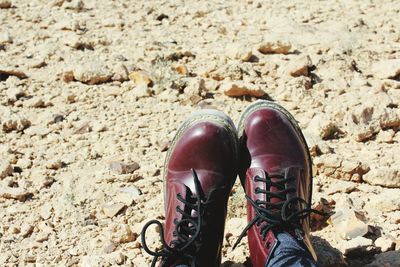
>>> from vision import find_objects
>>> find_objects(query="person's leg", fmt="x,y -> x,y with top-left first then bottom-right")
266,232 -> 318,267
234,100 -> 322,267
140,110 -> 238,267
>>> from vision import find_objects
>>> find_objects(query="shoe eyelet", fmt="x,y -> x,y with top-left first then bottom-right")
265,242 -> 271,249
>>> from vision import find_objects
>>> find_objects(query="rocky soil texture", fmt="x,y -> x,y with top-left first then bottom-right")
1,0 -> 400,266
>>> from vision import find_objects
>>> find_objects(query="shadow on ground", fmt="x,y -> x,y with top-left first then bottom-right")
312,236 -> 347,267
221,235 -> 400,267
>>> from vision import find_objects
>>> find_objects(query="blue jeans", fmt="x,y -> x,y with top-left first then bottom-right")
267,232 -> 318,267
176,232 -> 318,267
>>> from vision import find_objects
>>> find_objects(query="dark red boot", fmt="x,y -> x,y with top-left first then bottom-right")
233,101 -> 319,267
141,110 -> 238,267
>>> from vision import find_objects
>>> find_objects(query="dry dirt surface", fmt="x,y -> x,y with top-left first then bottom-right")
1,0 -> 400,266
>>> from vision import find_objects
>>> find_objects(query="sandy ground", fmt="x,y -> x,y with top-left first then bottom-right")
1,0 -> 400,266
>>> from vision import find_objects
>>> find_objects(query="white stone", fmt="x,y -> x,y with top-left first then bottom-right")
73,61 -> 111,85
132,84 -> 151,98
330,208 -> 368,240
92,122 -> 107,132
36,232 -> 49,242
45,159 -> 63,170
112,224 -> 137,244
182,77 -> 206,104
258,40 -> 291,54
20,223 -> 33,238
40,203 -> 53,220
109,161 -> 140,175
280,55 -> 312,77
24,97 -> 45,108
306,113 -> 338,140
115,186 -> 142,206
103,203 -> 126,218
225,43 -> 253,61
370,59 -> 400,79
0,160 -> 12,179
375,235 -> 395,252
63,0 -> 84,11
24,125 -> 51,137
363,168 -> 400,188
112,63 -> 129,82
364,190 -> 400,212
0,186 -> 32,201
340,236 -> 373,254
0,31 -> 12,44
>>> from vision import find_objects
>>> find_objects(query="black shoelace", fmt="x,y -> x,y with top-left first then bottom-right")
233,172 -> 325,249
141,169 -> 206,267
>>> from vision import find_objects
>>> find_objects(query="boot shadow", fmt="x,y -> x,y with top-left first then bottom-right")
221,257 -> 251,267
311,235 -> 346,267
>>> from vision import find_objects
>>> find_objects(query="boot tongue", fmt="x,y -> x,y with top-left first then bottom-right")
270,167 -> 304,215
253,166 -> 301,212
269,175 -> 283,208
283,167 -> 303,213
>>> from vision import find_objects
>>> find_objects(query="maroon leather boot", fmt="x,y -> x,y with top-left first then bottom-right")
141,110 -> 238,267
233,100 -> 318,267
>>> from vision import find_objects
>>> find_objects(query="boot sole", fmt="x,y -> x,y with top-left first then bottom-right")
163,109 -> 239,202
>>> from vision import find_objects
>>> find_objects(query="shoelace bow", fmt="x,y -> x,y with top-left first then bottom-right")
141,169 -> 206,267
233,172 -> 325,249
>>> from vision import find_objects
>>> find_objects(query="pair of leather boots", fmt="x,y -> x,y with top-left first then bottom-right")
141,101 -> 317,267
